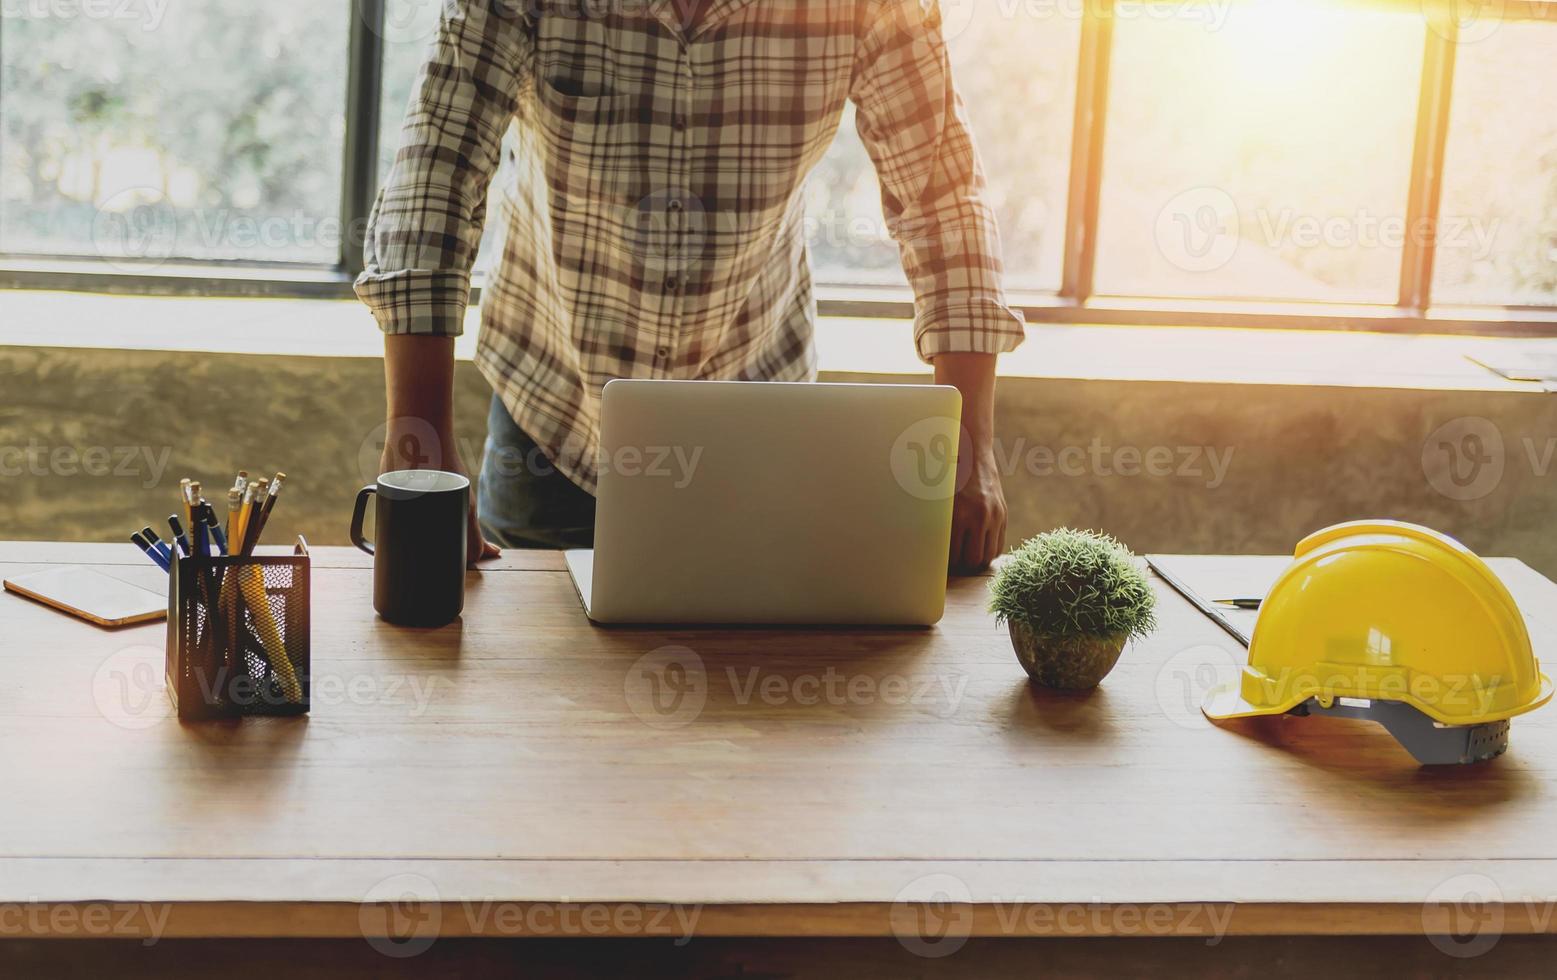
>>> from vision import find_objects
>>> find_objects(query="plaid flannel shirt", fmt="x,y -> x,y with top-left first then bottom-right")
356,0 -> 1026,493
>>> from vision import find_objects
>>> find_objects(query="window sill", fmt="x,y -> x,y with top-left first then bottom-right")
1,290 -> 1550,393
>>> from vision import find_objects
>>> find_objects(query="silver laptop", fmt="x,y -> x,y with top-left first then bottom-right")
564,380 -> 961,625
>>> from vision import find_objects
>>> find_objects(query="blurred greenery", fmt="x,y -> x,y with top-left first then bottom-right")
0,2 -> 347,263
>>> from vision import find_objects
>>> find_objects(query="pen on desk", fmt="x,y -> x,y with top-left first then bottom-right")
141,526 -> 173,564
188,507 -> 221,606
192,500 -> 211,556
168,514 -> 192,559
192,510 -> 209,563
1211,598 -> 1262,609
130,532 -> 172,572
203,503 -> 229,556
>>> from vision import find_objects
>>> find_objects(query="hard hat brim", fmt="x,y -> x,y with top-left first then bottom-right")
1201,681 -> 1293,721
1530,672 -> 1556,718
1201,673 -> 1557,724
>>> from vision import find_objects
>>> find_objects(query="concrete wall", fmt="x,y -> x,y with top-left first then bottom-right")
4,346 -> 1555,577
0,347 -> 492,554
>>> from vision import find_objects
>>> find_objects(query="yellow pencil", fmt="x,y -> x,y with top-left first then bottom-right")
232,480 -> 259,557
179,479 -> 194,537
225,487 -> 242,556
242,479 -> 272,556
237,565 -> 302,703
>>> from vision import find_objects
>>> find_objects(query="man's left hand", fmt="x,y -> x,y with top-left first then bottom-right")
950,435 -> 1007,574
933,351 -> 1007,574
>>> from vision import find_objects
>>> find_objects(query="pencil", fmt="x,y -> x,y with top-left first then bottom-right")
225,487 -> 242,556
241,479 -> 271,556
247,472 -> 286,554
179,479 -> 194,537
232,479 -> 259,556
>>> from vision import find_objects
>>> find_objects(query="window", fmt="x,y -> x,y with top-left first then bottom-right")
0,3 -> 349,266
377,0 -> 443,186
807,6 -> 1081,292
1095,2 -> 1423,303
376,0 -> 507,274
1433,19 -> 1557,308
4,0 -> 1557,335
371,1 -> 1079,287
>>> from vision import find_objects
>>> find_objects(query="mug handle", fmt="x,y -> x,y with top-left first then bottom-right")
350,485 -> 377,556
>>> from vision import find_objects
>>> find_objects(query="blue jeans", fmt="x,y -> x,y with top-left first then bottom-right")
477,396 -> 597,550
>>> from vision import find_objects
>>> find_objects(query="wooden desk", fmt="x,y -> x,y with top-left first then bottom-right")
3,542 -> 1557,950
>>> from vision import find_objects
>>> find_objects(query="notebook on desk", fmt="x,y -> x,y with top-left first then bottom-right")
1145,555 -> 1293,646
3,565 -> 166,628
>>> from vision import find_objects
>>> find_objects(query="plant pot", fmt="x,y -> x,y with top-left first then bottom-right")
1008,622 -> 1127,690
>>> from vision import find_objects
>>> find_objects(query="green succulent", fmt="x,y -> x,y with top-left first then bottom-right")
989,528 -> 1157,642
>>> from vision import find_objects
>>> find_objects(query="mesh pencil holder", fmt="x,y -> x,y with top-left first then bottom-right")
164,539 -> 311,720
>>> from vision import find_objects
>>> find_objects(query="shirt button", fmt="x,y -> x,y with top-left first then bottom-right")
656,346 -> 671,360
667,199 -> 684,214
672,115 -> 688,132
665,275 -> 681,292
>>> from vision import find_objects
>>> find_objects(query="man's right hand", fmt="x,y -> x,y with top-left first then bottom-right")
381,334 -> 501,567
379,429 -> 501,566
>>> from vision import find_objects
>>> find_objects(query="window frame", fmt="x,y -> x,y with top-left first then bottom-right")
2,0 -> 1556,337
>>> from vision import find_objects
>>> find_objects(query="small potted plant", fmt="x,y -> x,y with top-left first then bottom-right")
989,528 -> 1157,690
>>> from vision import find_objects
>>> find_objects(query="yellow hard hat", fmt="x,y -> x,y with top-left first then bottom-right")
1203,520 -> 1552,764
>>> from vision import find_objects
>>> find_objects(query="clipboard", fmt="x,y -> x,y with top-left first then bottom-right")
1145,555 -> 1292,647
4,565 -> 167,628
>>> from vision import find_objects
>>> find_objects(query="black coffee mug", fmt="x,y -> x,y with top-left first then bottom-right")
351,470 -> 469,627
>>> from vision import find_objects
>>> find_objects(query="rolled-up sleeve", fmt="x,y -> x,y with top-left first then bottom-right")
354,1 -> 530,337
849,0 -> 1026,362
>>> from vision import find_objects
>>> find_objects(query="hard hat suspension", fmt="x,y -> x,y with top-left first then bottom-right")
1289,697 -> 1511,766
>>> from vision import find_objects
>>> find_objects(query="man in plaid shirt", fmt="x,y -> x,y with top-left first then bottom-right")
358,0 -> 1026,572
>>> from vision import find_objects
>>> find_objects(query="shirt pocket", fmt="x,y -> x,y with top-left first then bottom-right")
532,75 -> 641,207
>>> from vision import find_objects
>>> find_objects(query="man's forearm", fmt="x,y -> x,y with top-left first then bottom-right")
933,352 -> 998,451
382,328 -> 497,559
384,334 -> 458,462
934,351 -> 1007,570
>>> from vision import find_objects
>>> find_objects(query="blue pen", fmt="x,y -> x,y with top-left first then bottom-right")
193,514 -> 209,563
130,532 -> 172,572
168,515 -> 191,558
141,526 -> 174,564
202,503 -> 228,556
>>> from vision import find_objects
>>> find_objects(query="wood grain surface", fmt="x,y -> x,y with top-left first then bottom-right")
2,543 -> 1554,941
